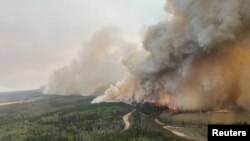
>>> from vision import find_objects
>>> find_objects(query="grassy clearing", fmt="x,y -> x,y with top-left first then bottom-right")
157,111 -> 250,141
159,112 -> 250,125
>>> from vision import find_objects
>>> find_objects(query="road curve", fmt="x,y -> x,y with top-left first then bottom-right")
123,111 -> 132,130
155,118 -> 193,140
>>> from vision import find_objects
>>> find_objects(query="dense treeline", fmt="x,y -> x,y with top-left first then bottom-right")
0,96 -> 179,141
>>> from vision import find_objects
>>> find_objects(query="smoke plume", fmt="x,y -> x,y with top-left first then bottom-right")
44,27 -> 136,95
93,0 -> 250,111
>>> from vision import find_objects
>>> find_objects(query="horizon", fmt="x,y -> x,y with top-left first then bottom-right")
0,0 -> 165,92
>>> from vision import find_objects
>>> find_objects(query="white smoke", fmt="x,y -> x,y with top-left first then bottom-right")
44,27 -> 137,95
44,0 -> 250,111
93,0 -> 250,111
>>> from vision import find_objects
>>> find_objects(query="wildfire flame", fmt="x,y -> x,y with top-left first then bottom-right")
168,104 -> 178,112
143,95 -> 178,112
213,109 -> 231,113
206,108 -> 232,113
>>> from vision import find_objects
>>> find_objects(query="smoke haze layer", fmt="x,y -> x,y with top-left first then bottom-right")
93,0 -> 250,111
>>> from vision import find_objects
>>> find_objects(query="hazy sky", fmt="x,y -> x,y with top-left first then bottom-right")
0,0 -> 165,92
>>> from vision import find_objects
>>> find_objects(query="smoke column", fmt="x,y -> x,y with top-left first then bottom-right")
93,0 -> 250,111
44,27 -> 137,95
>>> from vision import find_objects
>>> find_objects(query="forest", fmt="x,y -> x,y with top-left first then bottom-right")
0,95 -> 183,141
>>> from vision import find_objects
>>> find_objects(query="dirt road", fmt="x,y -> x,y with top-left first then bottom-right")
123,111 -> 132,130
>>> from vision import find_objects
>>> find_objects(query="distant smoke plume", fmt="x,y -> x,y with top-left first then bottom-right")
93,0 -> 250,111
44,27 -> 136,95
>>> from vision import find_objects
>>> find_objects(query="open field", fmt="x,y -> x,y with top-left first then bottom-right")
159,112 -> 250,125
130,103 -> 250,141
154,111 -> 250,141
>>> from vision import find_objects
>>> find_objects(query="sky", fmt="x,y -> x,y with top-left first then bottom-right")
0,0 -> 165,92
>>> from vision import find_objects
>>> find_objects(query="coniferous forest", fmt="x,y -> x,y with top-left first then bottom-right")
0,95 -> 183,141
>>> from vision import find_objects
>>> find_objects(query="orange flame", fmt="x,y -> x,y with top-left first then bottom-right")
168,104 -> 178,112
213,108 -> 231,113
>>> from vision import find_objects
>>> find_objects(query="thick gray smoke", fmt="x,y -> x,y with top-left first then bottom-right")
44,27 -> 136,95
93,0 -> 250,111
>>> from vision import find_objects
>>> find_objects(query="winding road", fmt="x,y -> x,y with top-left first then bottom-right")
155,118 -> 188,138
123,110 -> 204,140
123,111 -> 132,130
